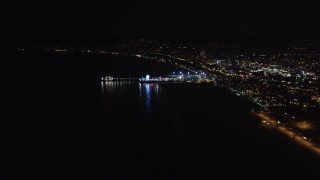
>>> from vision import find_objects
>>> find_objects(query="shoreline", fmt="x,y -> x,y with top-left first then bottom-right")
253,111 -> 320,158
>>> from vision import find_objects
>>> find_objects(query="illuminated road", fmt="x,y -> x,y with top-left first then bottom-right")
255,112 -> 320,157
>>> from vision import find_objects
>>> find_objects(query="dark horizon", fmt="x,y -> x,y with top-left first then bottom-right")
5,34 -> 320,49
2,0 -> 320,46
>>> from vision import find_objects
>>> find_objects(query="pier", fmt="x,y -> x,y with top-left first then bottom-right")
101,73 -> 215,83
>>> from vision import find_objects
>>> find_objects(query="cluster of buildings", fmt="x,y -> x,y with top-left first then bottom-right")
97,40 -> 320,121
31,39 -> 320,121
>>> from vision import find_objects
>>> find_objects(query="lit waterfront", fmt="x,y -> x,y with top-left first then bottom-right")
255,112 -> 320,157
39,41 -> 320,125
101,72 -> 215,83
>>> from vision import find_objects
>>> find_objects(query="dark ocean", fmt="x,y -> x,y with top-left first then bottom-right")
2,51 -> 320,179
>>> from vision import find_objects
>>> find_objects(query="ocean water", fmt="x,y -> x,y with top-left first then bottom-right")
2,51 -> 320,179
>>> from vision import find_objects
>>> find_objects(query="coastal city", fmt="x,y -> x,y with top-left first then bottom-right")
27,39 -> 320,155
30,40 -> 320,113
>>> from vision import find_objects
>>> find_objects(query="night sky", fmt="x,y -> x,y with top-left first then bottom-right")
2,0 -> 320,43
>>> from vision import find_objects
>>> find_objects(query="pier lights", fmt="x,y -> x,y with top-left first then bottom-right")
146,74 -> 150,81
180,72 -> 182,74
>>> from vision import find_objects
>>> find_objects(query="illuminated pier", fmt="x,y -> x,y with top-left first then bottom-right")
101,72 -> 215,83
101,76 -> 139,82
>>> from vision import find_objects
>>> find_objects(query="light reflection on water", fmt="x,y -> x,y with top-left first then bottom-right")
101,81 -> 114,94
139,83 -> 160,120
101,81 -> 160,113
101,81 -> 137,95
139,83 -> 160,109
145,83 -> 151,107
